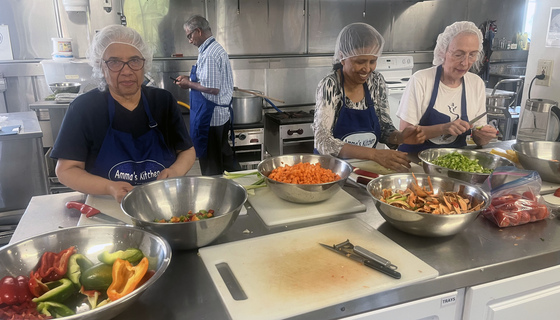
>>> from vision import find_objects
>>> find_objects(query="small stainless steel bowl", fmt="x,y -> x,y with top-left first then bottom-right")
366,173 -> 490,237
121,176 -> 247,250
257,154 -> 352,204
49,82 -> 81,94
0,225 -> 171,319
512,141 -> 560,183
419,148 -> 515,185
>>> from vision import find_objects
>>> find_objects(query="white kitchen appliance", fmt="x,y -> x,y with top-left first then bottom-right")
376,55 -> 414,129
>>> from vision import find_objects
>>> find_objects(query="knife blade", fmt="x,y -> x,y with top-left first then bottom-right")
442,111 -> 488,140
66,201 -> 126,225
319,243 -> 401,279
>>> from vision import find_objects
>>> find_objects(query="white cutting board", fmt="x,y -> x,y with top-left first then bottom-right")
199,218 -> 439,320
77,195 -> 133,226
247,188 -> 365,227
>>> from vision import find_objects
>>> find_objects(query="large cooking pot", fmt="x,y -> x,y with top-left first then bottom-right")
232,90 -> 263,124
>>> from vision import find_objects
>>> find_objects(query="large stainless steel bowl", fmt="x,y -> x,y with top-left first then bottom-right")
512,141 -> 560,183
367,173 -> 490,237
419,148 -> 515,185
121,176 -> 247,250
257,154 -> 352,204
0,225 -> 171,319
49,82 -> 81,94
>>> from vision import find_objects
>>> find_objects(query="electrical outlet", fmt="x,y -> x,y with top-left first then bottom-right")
536,59 -> 553,86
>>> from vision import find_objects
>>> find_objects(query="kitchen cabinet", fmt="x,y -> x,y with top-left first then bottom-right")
463,264 -> 560,320
342,290 -> 465,320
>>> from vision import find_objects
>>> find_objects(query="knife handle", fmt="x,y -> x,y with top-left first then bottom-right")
363,259 -> 401,279
66,201 -> 100,217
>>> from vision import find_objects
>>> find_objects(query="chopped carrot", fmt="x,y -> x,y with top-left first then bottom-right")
268,162 -> 341,184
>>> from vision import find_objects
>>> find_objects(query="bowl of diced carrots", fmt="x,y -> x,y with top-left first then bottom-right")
257,154 -> 353,204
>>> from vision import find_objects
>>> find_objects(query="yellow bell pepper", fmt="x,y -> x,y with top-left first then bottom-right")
107,257 -> 149,301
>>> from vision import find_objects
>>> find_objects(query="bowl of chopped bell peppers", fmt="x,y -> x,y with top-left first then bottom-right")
367,173 -> 491,237
257,154 -> 353,204
419,148 -> 516,185
0,225 -> 171,319
121,176 -> 248,250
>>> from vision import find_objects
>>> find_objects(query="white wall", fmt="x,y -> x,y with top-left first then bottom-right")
521,0 -> 560,105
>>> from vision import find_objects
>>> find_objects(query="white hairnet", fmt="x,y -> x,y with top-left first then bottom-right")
86,25 -> 153,91
333,23 -> 384,65
433,21 -> 483,68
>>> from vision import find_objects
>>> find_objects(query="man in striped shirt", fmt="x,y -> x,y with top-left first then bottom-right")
175,15 -> 241,175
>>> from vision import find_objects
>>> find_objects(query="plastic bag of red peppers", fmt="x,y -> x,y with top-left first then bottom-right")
481,167 -> 552,228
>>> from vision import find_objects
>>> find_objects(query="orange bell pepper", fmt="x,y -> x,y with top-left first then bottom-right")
107,257 -> 149,301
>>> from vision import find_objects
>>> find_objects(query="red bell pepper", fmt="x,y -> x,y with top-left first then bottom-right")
32,246 -> 76,283
0,275 -> 33,306
28,272 -> 48,298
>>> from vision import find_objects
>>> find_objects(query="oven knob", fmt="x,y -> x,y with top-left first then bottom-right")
237,133 -> 247,140
287,129 -> 304,135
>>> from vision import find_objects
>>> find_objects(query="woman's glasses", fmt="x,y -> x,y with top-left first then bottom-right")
448,50 -> 480,62
104,58 -> 146,72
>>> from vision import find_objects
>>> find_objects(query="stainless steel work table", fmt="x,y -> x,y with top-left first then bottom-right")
10,145 -> 560,320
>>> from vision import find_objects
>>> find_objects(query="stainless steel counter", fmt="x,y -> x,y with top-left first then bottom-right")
9,142 -> 560,319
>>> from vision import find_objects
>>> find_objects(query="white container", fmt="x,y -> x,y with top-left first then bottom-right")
62,0 -> 88,12
51,38 -> 73,60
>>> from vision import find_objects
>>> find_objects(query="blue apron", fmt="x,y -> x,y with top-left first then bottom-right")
189,39 -> 234,158
399,65 -> 469,153
333,71 -> 382,149
89,91 -> 176,185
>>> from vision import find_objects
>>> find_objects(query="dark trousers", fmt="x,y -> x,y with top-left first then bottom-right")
199,121 -> 242,176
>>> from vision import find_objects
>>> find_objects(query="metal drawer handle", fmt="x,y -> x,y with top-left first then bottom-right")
287,129 -> 304,135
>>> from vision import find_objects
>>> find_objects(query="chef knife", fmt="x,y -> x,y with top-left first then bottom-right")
319,243 -> 401,279
442,111 -> 488,140
66,201 -> 126,225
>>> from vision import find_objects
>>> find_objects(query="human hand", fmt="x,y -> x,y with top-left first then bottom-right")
106,181 -> 134,203
442,119 -> 470,136
472,125 -> 498,146
175,75 -> 192,89
371,149 -> 411,172
157,168 -> 182,180
401,126 -> 426,145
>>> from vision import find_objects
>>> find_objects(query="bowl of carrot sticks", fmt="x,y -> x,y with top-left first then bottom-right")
257,154 -> 352,204
367,173 -> 490,237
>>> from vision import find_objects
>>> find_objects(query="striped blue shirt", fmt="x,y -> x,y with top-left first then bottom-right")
196,36 -> 234,126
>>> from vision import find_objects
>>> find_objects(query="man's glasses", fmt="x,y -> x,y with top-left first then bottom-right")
104,58 -> 146,72
186,28 -> 198,40
448,50 -> 480,62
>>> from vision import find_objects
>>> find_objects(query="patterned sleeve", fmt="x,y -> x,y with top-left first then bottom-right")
370,72 -> 398,149
312,73 -> 346,156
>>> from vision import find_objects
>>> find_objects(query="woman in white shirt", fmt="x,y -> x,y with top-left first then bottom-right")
397,21 -> 497,153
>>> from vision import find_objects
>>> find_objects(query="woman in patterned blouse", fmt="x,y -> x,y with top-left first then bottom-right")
312,23 -> 425,172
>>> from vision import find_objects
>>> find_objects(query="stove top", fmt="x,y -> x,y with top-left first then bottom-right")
265,111 -> 315,125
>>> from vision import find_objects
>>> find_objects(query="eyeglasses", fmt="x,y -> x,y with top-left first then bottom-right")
186,28 -> 198,40
448,50 -> 480,62
104,58 -> 145,72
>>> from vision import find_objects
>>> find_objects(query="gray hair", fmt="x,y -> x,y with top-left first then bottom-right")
183,15 -> 212,34
433,21 -> 483,72
86,25 -> 153,91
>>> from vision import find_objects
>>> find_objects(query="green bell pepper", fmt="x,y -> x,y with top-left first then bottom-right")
32,278 -> 75,303
66,254 -> 94,286
98,248 -> 144,265
37,301 -> 75,318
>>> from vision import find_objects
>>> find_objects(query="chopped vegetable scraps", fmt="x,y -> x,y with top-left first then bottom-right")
155,209 -> 215,223
268,162 -> 340,184
32,246 -> 76,283
107,257 -> 149,301
432,152 -> 492,173
378,173 -> 484,215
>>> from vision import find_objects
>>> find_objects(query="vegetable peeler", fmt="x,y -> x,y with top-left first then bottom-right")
319,239 -> 401,279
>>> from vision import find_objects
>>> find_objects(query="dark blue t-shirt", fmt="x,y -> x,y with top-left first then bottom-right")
51,86 -> 193,173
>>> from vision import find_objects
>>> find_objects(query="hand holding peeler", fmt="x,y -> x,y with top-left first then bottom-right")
320,239 -> 401,279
